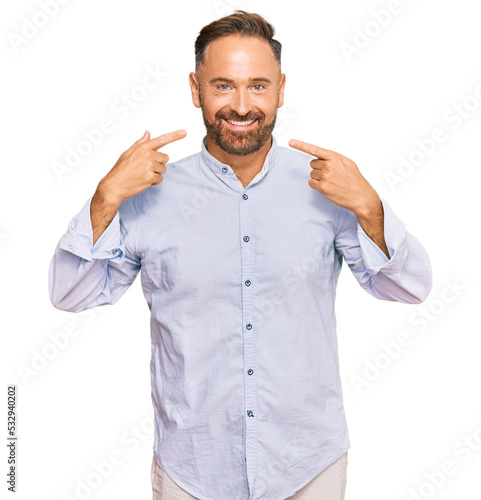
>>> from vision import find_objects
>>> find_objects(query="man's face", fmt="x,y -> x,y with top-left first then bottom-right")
189,35 -> 285,156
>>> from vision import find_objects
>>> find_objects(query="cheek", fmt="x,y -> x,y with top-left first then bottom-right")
202,104 -> 222,121
255,93 -> 279,113
204,96 -> 231,118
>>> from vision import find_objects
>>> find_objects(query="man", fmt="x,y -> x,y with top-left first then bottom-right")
49,10 -> 432,500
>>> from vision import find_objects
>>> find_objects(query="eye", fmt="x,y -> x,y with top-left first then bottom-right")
219,84 -> 230,90
252,84 -> 264,90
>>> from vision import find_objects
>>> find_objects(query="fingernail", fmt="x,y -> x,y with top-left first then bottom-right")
289,140 -> 297,146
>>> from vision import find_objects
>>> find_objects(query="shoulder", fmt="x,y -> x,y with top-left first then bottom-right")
166,150 -> 201,173
129,150 -> 202,212
275,145 -> 315,178
277,144 -> 313,163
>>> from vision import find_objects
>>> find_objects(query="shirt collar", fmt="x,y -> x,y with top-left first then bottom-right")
200,134 -> 279,187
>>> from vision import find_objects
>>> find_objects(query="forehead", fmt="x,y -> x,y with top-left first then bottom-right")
201,34 -> 279,81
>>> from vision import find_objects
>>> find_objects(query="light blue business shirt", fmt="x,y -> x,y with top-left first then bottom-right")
49,134 -> 432,500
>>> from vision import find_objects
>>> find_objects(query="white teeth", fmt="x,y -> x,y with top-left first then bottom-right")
226,119 -> 256,126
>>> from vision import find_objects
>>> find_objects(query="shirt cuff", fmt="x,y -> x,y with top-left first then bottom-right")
356,197 -> 407,275
57,194 -> 125,263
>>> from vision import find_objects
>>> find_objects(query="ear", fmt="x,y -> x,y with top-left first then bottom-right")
189,72 -> 201,108
278,73 -> 286,108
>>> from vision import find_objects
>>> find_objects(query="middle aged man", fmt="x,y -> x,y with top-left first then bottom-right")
49,10 -> 432,500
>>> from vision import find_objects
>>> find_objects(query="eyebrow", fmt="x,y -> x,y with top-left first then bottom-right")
208,77 -> 272,85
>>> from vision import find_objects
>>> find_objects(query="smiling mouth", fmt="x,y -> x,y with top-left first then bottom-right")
223,118 -> 258,129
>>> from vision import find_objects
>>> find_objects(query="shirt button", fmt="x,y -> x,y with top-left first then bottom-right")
245,280 -> 251,286
242,194 -> 248,200
222,167 -> 228,172
247,369 -> 254,375
246,323 -> 252,330
247,411 -> 254,417
111,249 -> 118,254
243,235 -> 250,242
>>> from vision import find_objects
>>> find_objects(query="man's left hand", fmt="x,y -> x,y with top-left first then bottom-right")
288,139 -> 379,216
288,138 -> 390,258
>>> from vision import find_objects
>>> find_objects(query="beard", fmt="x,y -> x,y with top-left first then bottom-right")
199,89 -> 278,156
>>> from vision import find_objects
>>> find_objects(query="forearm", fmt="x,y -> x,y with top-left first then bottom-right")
354,195 -> 390,259
49,192 -> 140,312
91,182 -> 121,246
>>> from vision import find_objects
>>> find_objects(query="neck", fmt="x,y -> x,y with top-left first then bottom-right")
205,135 -> 273,188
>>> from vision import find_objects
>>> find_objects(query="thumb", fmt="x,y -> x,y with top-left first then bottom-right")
132,130 -> 150,147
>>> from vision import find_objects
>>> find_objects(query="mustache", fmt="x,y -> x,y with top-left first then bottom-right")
216,111 -> 264,122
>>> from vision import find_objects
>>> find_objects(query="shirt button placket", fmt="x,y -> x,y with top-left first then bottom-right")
239,188 -> 258,490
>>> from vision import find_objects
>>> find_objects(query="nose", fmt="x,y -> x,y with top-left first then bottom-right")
230,87 -> 252,117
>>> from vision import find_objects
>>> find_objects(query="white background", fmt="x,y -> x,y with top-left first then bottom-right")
1,0 -> 480,498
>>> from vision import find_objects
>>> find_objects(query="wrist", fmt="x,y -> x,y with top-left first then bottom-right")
95,180 -> 122,209
352,190 -> 382,222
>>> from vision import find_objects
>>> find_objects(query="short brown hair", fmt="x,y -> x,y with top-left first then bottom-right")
194,10 -> 282,71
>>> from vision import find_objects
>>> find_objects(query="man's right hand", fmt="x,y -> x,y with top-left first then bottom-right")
90,129 -> 187,245
97,129 -> 187,205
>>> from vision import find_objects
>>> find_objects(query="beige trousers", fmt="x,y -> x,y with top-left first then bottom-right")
151,452 -> 348,499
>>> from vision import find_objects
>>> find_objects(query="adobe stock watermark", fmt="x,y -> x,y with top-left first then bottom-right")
251,234 -> 329,329
274,105 -> 296,134
60,415 -> 154,500
7,0 -> 72,54
17,307 -> 104,386
179,178 -> 220,224
340,0 -> 418,64
350,277 -> 466,394
213,0 -> 244,17
51,65 -> 168,183
401,419 -> 481,499
384,73 -> 481,191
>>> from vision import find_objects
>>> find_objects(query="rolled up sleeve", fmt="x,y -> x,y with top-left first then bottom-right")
335,197 -> 432,303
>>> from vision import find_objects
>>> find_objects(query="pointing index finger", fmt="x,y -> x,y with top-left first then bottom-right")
145,129 -> 187,150
288,139 -> 332,159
